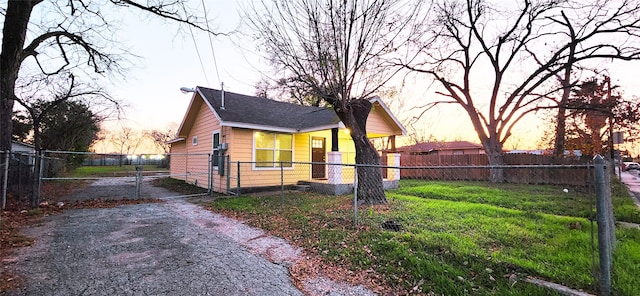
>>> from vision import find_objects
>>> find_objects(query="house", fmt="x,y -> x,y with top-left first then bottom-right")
168,86 -> 406,194
11,141 -> 35,154
397,141 -> 485,156
11,141 -> 36,165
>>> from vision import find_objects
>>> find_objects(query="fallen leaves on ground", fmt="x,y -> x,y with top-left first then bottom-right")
209,202 -> 400,296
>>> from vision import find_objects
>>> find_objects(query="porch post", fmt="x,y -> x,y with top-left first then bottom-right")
331,128 -> 339,151
387,153 -> 401,181
327,151 -> 342,185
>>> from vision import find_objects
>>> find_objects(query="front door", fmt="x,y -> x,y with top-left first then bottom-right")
311,137 -> 326,179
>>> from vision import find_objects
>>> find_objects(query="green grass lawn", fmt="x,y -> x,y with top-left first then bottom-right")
68,165 -> 167,178
202,180 -> 640,295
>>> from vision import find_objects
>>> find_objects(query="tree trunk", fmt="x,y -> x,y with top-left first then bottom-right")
465,108 -> 506,183
481,136 -> 506,183
29,119 -> 42,207
1,1 -> 36,152
553,106 -> 567,158
554,35 -> 576,159
336,98 -> 386,205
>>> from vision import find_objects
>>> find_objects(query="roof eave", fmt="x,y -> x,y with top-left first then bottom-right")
369,96 -> 407,135
166,137 -> 185,144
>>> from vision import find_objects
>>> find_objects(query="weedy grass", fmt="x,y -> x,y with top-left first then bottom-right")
610,179 -> 640,223
202,180 -> 640,295
69,165 -> 164,177
151,177 -> 208,195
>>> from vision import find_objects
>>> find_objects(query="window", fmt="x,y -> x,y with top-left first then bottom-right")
312,138 -> 324,149
212,131 -> 220,167
254,131 -> 293,168
192,136 -> 198,146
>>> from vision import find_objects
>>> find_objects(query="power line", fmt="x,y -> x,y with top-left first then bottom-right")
188,24 -> 210,86
201,0 -> 222,87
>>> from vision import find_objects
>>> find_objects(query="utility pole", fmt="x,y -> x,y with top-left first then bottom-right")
606,76 -> 616,175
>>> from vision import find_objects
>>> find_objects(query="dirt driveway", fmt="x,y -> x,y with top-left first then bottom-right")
4,179 -> 375,296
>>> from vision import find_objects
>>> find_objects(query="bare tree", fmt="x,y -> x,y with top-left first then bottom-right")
146,125 -> 177,154
0,0 -> 222,154
246,0 -> 423,204
109,125 -> 144,162
402,0 -> 640,181
255,76 -> 325,107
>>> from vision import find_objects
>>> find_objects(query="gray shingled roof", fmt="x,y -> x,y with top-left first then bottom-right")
198,87 -> 340,131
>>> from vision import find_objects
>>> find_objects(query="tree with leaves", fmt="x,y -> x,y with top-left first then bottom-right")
402,0 -> 640,181
14,73 -> 112,153
247,0 -> 422,204
558,76 -> 640,157
11,110 -> 30,142
38,101 -> 101,153
11,72 -> 107,206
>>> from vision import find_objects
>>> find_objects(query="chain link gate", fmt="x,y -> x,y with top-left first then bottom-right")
38,151 -> 211,202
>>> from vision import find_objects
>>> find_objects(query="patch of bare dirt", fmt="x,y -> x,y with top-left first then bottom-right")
0,196 -> 162,293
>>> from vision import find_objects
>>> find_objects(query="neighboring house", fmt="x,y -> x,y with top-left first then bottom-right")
11,141 -> 36,165
168,86 -> 406,193
11,141 -> 35,154
397,141 -> 485,156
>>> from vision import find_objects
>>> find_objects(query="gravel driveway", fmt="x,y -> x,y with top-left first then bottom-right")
5,200 -> 303,295
4,179 -> 375,296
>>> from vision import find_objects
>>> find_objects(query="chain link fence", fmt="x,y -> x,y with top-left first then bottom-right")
1,150 -> 36,208
34,151 -> 210,202
224,157 -> 617,293
0,150 -> 620,292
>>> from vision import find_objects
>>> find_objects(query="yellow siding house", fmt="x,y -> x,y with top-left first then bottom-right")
168,86 -> 405,194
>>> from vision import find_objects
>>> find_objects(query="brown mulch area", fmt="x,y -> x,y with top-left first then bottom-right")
1,185 -> 163,293
210,202 -> 400,296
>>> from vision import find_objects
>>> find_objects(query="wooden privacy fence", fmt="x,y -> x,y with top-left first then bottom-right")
399,153 -> 590,186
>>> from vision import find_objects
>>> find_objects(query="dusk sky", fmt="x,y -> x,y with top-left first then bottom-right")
79,0 -> 640,153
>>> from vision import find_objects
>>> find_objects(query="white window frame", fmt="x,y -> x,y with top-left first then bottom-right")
252,131 -> 294,170
212,130 -> 221,168
192,136 -> 198,146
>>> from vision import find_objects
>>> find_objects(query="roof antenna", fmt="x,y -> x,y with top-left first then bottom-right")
220,82 -> 225,110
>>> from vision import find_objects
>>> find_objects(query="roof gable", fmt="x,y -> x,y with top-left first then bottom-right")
198,87 -> 339,131
176,86 -> 406,137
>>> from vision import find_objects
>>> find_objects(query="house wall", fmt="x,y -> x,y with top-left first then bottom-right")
169,141 -> 188,181
229,128 -> 312,189
169,101 -> 220,188
366,107 -> 396,135
170,99 -> 401,192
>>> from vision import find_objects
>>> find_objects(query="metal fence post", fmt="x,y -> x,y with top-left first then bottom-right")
208,153 -> 213,195
38,151 -> 45,203
226,156 -> 231,195
594,155 -> 612,296
2,151 -> 9,210
236,161 -> 241,195
280,161 -> 284,208
135,165 -> 142,199
353,164 -> 358,227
